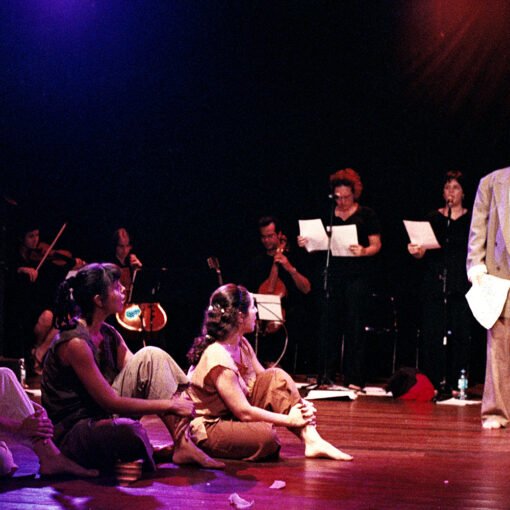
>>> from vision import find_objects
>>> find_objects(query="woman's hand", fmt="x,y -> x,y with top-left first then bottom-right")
297,236 -> 308,248
167,393 -> 196,418
299,399 -> 317,425
128,253 -> 143,269
407,243 -> 425,259
17,409 -> 54,440
17,266 -> 38,282
72,258 -> 87,269
349,244 -> 365,257
287,402 -> 314,427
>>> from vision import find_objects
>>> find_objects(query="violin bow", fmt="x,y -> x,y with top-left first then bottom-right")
35,222 -> 68,272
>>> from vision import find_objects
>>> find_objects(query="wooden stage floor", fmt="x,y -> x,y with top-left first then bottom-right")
2,392 -> 509,510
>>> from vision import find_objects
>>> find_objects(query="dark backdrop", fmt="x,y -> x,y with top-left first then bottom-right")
2,0 -> 508,375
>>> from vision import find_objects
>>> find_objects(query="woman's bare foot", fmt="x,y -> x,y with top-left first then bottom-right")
172,431 -> 225,469
482,418 -> 504,430
39,452 -> 99,478
304,438 -> 353,461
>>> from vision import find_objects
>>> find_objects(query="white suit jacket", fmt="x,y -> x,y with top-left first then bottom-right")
467,167 -> 510,316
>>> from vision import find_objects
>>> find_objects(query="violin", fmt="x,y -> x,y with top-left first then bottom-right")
258,233 -> 288,333
28,242 -> 75,267
28,223 -> 85,271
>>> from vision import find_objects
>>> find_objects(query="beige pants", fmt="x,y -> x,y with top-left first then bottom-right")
0,367 -> 36,476
198,368 -> 301,461
482,317 -> 510,426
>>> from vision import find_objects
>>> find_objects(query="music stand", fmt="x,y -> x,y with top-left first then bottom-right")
127,268 -> 168,344
252,293 -> 288,366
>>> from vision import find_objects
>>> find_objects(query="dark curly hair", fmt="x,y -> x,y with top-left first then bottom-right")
54,262 -> 121,330
187,283 -> 252,366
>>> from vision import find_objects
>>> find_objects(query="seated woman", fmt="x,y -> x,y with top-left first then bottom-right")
0,367 -> 97,478
186,283 -> 353,462
41,263 -> 224,473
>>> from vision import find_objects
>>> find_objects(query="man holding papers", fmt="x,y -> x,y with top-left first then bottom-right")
467,167 -> 510,429
298,168 -> 381,389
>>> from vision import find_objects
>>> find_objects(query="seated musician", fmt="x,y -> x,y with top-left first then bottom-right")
112,227 -> 143,272
5,219 -> 85,376
242,216 -> 312,371
108,227 -> 167,351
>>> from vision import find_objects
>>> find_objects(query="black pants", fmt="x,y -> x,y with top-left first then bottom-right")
317,274 -> 370,386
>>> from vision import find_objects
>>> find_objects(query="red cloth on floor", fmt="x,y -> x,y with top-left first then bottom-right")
399,373 -> 435,402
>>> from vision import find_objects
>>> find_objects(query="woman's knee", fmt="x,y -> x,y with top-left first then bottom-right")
0,367 -> 18,388
260,367 -> 289,383
132,345 -> 167,362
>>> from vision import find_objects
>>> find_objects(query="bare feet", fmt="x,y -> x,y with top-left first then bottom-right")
172,430 -> 225,469
304,438 -> 353,461
482,418 -> 503,430
39,452 -> 99,478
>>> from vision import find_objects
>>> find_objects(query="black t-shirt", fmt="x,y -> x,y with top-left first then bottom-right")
421,209 -> 471,296
315,205 -> 382,279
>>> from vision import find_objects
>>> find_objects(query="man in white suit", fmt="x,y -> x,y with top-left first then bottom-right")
467,167 -> 510,429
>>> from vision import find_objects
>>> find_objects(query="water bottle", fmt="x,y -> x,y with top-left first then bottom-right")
457,369 -> 468,400
19,358 -> 27,389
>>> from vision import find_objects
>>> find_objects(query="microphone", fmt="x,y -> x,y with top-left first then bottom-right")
446,198 -> 452,222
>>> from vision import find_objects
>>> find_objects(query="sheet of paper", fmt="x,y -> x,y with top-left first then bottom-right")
298,219 -> 329,252
305,389 -> 358,401
435,397 -> 481,406
252,293 -> 283,322
403,220 -> 441,250
331,224 -> 358,256
465,275 -> 510,329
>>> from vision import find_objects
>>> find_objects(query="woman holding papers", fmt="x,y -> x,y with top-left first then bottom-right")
186,283 -> 353,461
407,170 -> 472,394
298,168 -> 382,389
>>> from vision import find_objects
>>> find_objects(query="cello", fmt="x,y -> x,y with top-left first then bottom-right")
116,267 -> 168,333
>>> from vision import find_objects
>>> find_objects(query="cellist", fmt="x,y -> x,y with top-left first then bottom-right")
108,228 -> 167,350
242,216 -> 311,371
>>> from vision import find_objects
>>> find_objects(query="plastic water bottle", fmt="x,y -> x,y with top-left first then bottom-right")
19,358 -> 27,389
458,369 -> 468,400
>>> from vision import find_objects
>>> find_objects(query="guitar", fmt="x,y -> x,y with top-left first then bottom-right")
257,233 -> 287,334
207,256 -> 224,286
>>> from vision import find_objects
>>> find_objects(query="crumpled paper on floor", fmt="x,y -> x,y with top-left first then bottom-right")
229,493 -> 254,509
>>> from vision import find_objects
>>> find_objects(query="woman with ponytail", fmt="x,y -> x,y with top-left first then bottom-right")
41,263 -> 223,475
186,283 -> 353,462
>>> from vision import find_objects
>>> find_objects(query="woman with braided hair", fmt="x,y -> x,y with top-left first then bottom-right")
41,262 -> 224,474
186,283 -> 353,461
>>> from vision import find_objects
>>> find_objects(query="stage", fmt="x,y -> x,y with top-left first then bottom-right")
2,390 -> 508,510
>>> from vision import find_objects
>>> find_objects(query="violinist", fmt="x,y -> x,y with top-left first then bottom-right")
243,216 -> 311,371
5,221 -> 85,375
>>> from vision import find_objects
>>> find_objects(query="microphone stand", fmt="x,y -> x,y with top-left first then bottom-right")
436,202 -> 452,400
316,194 -> 336,387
